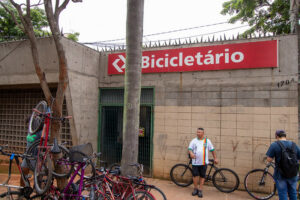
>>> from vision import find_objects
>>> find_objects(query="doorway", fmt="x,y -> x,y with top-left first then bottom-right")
99,88 -> 154,175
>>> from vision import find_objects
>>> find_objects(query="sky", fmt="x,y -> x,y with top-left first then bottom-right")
59,0 -> 249,47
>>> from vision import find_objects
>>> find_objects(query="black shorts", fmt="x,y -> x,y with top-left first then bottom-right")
192,165 -> 207,178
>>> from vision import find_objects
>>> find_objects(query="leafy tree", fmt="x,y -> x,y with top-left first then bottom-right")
66,31 -> 80,42
221,0 -> 293,35
0,1 -> 49,41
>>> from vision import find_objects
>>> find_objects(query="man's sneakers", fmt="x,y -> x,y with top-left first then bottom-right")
192,188 -> 198,196
192,189 -> 203,198
198,190 -> 203,198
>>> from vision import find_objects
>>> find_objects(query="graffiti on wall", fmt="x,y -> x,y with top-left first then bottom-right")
156,133 -> 270,169
277,78 -> 296,88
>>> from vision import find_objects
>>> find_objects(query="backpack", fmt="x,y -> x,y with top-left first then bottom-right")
276,141 -> 299,178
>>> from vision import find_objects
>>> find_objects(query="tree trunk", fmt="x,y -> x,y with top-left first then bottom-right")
290,0 -> 299,34
121,0 -> 144,176
44,0 -> 70,189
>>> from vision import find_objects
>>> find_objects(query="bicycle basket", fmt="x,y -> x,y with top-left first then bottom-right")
69,143 -> 93,163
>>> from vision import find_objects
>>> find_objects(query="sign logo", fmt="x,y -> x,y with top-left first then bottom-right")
108,40 -> 277,75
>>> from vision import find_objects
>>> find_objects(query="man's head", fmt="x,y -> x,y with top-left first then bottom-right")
275,130 -> 286,139
197,127 -> 204,139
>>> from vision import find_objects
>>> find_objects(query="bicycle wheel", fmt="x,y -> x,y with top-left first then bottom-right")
26,141 -> 73,178
126,190 -> 155,200
170,164 -> 193,187
108,163 -> 120,171
212,168 -> 240,193
29,100 -> 47,134
76,159 -> 96,179
146,186 -> 167,200
34,152 -> 53,195
244,169 -> 276,200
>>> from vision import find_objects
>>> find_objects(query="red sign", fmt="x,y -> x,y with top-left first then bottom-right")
108,40 -> 277,75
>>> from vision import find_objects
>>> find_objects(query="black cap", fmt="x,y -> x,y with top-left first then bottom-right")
275,130 -> 285,136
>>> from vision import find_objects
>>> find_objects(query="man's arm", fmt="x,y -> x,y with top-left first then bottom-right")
211,150 -> 218,164
188,149 -> 196,159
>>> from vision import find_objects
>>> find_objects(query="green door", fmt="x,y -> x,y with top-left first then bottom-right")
99,88 -> 154,175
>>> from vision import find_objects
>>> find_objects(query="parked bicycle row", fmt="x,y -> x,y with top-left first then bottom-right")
0,100 -> 165,199
0,142 -> 166,200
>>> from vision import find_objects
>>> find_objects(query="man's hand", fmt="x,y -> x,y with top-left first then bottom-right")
214,158 -> 219,164
190,152 -> 196,159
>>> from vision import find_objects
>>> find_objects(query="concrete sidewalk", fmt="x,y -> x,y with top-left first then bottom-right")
146,178 -> 277,200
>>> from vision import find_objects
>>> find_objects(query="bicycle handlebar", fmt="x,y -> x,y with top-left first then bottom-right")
0,146 -> 32,159
32,108 -> 72,121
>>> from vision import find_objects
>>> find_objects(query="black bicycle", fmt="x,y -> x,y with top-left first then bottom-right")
0,145 -> 42,199
170,157 -> 240,193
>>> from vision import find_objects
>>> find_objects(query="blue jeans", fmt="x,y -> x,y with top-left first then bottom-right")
275,174 -> 298,200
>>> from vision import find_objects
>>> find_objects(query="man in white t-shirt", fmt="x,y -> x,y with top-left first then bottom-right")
188,127 -> 218,198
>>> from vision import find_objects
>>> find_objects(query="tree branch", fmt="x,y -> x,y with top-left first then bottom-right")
26,0 -> 30,18
55,0 -> 60,14
9,0 -> 52,103
55,0 -> 70,23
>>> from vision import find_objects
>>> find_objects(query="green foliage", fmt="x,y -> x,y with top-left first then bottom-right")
0,2 -> 50,41
66,32 -> 80,42
221,0 -> 292,36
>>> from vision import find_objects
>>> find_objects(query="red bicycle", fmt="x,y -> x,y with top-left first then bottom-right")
27,100 -> 72,194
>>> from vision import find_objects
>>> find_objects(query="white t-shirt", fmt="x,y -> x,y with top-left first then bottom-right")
188,137 -> 214,166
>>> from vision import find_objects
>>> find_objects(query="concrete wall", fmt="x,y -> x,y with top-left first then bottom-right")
99,35 -> 298,184
0,37 -> 100,151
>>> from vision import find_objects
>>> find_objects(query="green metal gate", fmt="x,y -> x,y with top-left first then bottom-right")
98,88 -> 154,175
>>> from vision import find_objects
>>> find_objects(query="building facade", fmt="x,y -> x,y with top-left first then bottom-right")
0,35 -> 298,183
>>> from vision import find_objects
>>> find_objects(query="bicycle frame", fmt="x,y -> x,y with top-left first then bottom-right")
62,162 -> 86,199
187,158 -> 218,182
259,162 -> 275,186
0,148 -> 41,199
35,108 -> 52,173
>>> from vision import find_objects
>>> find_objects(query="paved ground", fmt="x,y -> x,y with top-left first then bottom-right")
0,173 -> 278,200
145,178 -> 271,200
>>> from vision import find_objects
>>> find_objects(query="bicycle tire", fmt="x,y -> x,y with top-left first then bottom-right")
76,159 -> 96,179
170,164 -> 193,187
126,190 -> 155,200
212,168 -> 240,193
147,185 -> 167,200
244,169 -> 276,200
26,140 -> 73,178
108,163 -> 120,171
34,153 -> 53,195
0,191 -> 22,199
29,100 -> 47,134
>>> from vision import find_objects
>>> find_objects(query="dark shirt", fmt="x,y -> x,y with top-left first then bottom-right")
266,140 -> 300,179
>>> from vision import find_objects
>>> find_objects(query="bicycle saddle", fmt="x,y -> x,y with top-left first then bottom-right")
51,138 -> 61,154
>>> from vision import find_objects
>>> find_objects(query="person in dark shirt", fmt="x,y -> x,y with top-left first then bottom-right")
266,130 -> 300,200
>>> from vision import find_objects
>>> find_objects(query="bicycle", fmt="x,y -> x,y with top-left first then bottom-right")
244,160 -> 277,200
95,166 -> 155,200
42,143 -> 98,199
0,145 -> 41,199
130,163 -> 167,200
97,163 -> 167,200
27,100 -> 72,194
170,157 -> 240,193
